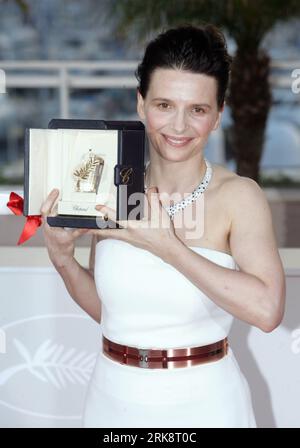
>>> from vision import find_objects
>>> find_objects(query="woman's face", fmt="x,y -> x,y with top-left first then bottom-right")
137,68 -> 223,162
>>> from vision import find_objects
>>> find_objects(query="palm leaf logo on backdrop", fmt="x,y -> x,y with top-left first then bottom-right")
0,338 -> 97,389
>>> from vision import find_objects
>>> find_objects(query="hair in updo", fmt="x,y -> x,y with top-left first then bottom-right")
135,24 -> 232,109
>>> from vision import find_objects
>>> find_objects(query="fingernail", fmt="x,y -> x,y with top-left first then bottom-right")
95,205 -> 102,210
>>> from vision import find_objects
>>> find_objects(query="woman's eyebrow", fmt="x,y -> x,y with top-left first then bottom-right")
192,103 -> 211,109
152,97 -> 211,108
152,97 -> 171,102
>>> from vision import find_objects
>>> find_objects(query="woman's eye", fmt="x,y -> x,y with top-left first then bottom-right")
193,108 -> 205,114
158,103 -> 170,109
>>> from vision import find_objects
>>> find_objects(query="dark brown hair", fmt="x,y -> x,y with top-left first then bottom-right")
135,24 -> 232,109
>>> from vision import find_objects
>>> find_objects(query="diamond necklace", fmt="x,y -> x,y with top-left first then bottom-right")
144,158 -> 212,220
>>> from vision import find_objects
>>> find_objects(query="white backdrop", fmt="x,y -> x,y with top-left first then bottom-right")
0,265 -> 299,428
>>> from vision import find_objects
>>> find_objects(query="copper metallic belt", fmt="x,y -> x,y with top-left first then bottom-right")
102,335 -> 229,369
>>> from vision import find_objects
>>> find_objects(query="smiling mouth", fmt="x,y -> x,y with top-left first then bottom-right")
162,134 -> 193,147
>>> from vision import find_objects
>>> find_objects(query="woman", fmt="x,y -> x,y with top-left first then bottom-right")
41,24 -> 285,428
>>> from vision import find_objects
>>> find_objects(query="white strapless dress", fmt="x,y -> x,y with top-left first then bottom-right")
82,238 -> 257,428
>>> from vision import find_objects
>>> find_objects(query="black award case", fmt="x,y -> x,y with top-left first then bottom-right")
23,119 -> 146,229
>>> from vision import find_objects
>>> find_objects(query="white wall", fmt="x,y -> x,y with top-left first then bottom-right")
229,268 -> 300,428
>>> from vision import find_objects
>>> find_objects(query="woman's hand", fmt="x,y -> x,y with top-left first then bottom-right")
87,187 -> 183,261
40,188 -> 89,268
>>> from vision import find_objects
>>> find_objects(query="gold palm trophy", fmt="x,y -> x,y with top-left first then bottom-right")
73,148 -> 104,193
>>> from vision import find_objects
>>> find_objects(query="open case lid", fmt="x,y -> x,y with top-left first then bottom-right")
48,119 -> 145,131
23,118 -> 146,229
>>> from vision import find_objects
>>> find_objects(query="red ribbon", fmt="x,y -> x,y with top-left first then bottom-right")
6,192 -> 43,245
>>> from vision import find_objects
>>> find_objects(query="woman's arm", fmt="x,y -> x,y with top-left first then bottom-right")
163,177 -> 286,333
40,189 -> 102,323
55,258 -> 101,324
53,235 -> 101,324
88,234 -> 98,277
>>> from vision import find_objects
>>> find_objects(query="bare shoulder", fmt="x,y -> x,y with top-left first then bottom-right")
217,166 -> 284,286
212,163 -> 266,209
210,162 -> 238,190
211,163 -> 279,258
